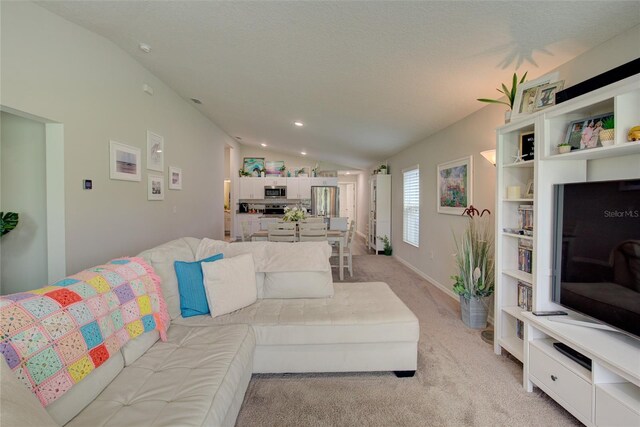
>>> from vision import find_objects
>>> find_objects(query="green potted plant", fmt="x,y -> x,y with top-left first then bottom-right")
0,212 -> 19,236
599,116 -> 615,146
378,165 -> 388,175
452,213 -> 494,329
260,167 -> 266,177
557,142 -> 572,154
377,235 -> 392,256
279,164 -> 287,177
238,169 -> 251,177
477,71 -> 528,123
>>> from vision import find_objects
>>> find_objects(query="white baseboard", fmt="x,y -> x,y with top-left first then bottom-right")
393,255 -> 457,301
393,255 -> 495,326
356,230 -> 366,239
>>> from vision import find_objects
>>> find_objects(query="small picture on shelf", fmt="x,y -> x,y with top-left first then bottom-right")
525,180 -> 534,199
519,132 -> 535,162
533,81 -> 564,111
564,112 -> 614,151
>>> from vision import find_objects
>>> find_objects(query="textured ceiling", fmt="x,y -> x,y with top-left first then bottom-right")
38,1 -> 640,169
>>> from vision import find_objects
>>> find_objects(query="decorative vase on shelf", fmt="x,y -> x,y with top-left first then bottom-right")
599,129 -> 615,146
260,171 -> 265,177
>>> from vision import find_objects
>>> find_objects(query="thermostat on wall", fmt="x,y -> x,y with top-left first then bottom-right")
83,179 -> 93,190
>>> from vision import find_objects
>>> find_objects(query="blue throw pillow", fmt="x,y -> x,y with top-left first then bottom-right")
174,253 -> 224,317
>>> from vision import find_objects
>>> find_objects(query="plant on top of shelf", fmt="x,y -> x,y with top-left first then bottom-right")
557,142 -> 572,154
600,116 -> 615,146
477,71 -> 528,110
452,206 -> 494,329
238,169 -> 251,177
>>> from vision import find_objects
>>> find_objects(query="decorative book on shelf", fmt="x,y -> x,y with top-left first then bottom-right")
516,282 -> 532,339
518,238 -> 533,274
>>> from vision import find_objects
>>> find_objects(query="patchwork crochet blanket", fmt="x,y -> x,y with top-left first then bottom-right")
0,257 -> 169,406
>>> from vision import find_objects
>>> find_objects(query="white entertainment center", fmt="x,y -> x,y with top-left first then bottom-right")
494,75 -> 640,426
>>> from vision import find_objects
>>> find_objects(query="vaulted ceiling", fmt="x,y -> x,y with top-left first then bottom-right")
38,1 -> 640,169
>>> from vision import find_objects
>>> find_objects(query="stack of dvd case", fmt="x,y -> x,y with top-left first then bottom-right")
516,282 -> 533,339
518,238 -> 533,274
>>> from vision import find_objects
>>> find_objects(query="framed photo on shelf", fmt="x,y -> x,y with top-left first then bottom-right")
563,112 -> 614,151
168,166 -> 182,190
519,131 -> 535,162
512,72 -> 560,120
533,80 -> 564,111
525,180 -> 534,199
146,131 -> 164,172
437,156 -> 472,215
243,157 -> 265,176
148,174 -> 164,200
109,140 -> 141,181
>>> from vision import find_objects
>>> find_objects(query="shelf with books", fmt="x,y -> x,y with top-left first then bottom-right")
503,269 -> 532,284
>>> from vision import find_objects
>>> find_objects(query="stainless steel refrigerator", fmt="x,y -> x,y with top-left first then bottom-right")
310,186 -> 339,217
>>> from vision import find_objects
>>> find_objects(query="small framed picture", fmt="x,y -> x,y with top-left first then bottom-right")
147,131 -> 164,172
519,131 -> 535,162
148,174 -> 164,200
563,112 -> 614,150
168,166 -> 182,190
525,180 -> 534,199
534,81 -> 564,111
512,72 -> 559,120
110,140 -> 141,181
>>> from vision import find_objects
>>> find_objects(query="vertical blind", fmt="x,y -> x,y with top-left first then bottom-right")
403,167 -> 420,247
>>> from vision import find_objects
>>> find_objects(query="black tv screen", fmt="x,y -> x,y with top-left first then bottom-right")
553,179 -> 640,338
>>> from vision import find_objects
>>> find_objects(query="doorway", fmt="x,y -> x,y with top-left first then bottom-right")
224,146 -> 233,241
338,182 -> 356,222
0,107 -> 65,294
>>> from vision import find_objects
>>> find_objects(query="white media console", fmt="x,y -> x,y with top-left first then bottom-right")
494,75 -> 640,426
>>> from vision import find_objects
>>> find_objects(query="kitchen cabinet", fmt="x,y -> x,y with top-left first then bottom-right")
287,177 -> 311,199
238,177 -> 264,199
310,177 -> 338,187
264,177 -> 287,186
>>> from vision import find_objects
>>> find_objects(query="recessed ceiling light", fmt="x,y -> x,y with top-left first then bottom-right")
139,43 -> 151,53
294,121 -> 304,127
301,152 -> 307,156
261,143 -> 267,147
190,98 -> 202,104
346,172 -> 350,175
235,136 -> 242,140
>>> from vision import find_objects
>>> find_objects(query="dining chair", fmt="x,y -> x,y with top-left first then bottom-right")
240,221 -> 252,242
301,217 -> 325,223
268,222 -> 297,242
331,221 -> 356,277
299,222 -> 328,242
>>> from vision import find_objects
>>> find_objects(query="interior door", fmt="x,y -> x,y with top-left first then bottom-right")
338,182 -> 355,221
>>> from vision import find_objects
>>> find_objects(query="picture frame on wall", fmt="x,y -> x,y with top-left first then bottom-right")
437,156 -> 473,215
519,131 -> 535,162
533,80 -> 564,111
168,166 -> 182,190
147,131 -> 164,172
563,112 -> 614,151
109,140 -> 141,181
243,157 -> 265,176
148,174 -> 164,200
265,160 -> 284,176
512,72 -> 559,120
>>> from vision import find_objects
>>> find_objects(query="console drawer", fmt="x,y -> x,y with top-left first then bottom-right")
529,344 -> 592,421
596,384 -> 640,427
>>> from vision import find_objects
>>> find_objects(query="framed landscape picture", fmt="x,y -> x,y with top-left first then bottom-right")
437,156 -> 473,215
265,160 -> 284,176
243,157 -> 264,176
109,140 -> 141,181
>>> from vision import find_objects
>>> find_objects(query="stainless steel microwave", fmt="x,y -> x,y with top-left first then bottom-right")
264,186 -> 286,199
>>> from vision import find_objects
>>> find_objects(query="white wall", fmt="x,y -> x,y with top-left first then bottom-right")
0,112 -> 48,293
387,24 -> 640,298
1,2 -> 239,275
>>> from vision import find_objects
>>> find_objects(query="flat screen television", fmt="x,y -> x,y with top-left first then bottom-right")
552,179 -> 640,339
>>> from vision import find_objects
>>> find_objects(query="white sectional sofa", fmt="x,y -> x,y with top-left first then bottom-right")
1,237 -> 419,427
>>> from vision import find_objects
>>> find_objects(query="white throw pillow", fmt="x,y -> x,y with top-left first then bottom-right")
202,253 -> 258,318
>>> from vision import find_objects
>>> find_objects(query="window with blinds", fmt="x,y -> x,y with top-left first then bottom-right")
403,167 -> 419,247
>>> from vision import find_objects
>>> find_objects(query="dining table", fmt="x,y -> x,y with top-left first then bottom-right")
250,229 -> 347,280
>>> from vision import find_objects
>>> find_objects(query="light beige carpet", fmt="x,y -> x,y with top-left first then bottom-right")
235,255 -> 580,427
